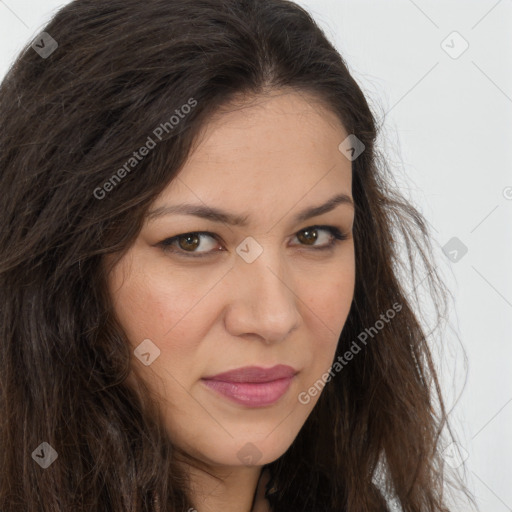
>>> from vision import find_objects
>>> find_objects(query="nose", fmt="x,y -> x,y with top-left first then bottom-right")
223,251 -> 301,344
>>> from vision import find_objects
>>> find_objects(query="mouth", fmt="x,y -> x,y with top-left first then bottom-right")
201,365 -> 298,407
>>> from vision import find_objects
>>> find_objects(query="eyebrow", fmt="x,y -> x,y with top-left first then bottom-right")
145,193 -> 354,227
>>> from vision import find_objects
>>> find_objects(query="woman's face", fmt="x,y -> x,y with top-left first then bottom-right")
106,90 -> 355,469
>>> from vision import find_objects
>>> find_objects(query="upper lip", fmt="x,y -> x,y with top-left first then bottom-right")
202,364 -> 298,383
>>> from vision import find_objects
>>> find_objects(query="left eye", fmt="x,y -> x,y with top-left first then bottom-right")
158,225 -> 348,258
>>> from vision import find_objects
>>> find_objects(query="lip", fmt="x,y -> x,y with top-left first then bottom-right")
203,364 -> 297,383
201,365 -> 298,407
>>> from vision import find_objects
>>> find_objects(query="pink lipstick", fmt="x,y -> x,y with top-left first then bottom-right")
201,364 -> 297,407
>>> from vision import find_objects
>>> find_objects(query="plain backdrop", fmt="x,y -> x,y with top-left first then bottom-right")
1,1 -> 511,511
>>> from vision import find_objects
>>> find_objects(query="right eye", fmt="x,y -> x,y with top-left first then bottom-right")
157,231 -> 223,258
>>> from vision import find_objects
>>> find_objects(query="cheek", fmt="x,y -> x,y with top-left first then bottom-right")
109,260 -> 216,368
298,262 -> 355,371
301,262 -> 355,331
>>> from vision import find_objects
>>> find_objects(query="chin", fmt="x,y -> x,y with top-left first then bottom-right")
198,429 -> 301,468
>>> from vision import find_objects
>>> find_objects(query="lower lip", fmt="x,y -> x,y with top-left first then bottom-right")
201,376 -> 295,407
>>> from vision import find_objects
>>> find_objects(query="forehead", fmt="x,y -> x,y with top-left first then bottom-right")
152,90 -> 352,220
191,89 -> 348,161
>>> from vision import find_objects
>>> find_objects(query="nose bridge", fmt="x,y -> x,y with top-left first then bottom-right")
226,240 -> 301,342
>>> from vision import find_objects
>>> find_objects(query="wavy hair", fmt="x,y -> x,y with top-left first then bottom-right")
0,0 -> 466,510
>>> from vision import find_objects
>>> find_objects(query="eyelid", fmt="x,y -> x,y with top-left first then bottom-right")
157,225 -> 349,259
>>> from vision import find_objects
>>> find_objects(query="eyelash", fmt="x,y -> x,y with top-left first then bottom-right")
157,225 -> 349,259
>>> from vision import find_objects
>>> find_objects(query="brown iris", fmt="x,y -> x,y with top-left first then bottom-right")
296,228 -> 318,246
178,234 -> 201,251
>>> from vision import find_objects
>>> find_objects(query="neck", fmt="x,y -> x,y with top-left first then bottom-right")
183,462 -> 270,512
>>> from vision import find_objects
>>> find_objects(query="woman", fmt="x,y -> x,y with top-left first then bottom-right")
0,0 -> 467,510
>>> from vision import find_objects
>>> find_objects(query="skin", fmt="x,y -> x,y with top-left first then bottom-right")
106,89 -> 355,512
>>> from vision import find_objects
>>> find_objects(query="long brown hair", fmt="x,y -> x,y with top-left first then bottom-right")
0,0 -> 467,510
